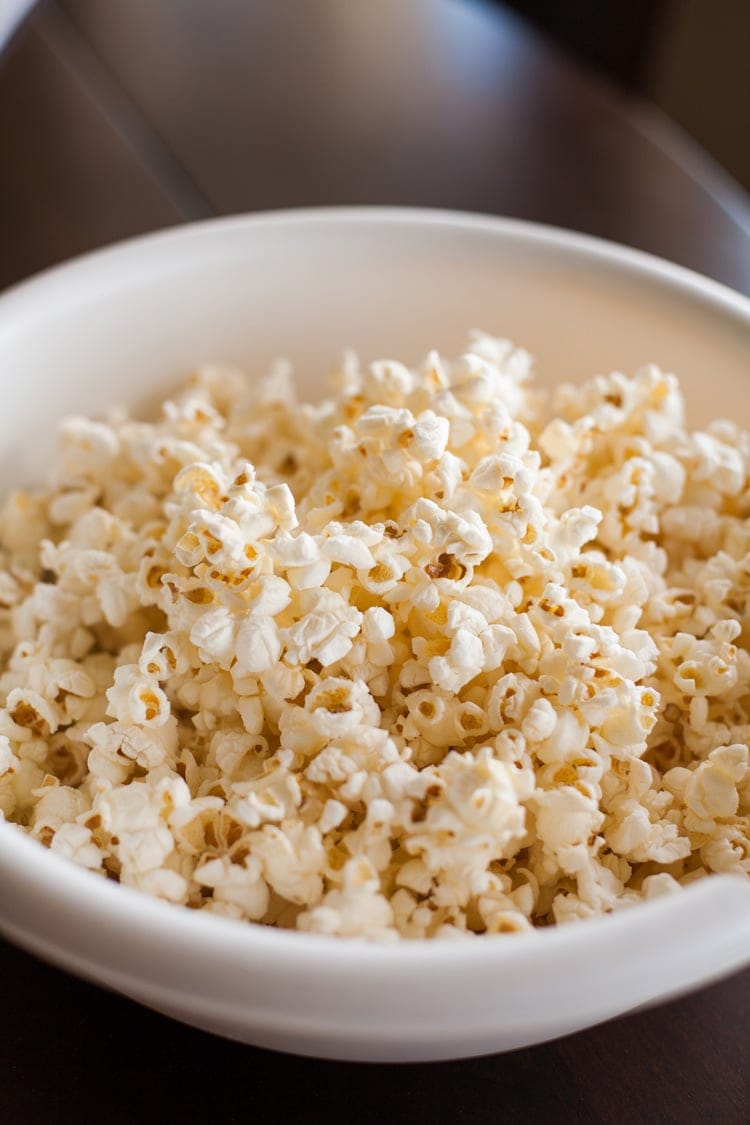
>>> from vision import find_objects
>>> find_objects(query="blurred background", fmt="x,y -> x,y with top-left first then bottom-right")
504,0 -> 750,192
0,0 -> 749,292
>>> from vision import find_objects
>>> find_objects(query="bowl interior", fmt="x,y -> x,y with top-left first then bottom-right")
0,209 -> 748,491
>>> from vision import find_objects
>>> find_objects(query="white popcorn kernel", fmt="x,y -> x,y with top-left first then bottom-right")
106,666 -> 171,727
429,628 -> 484,692
58,416 -> 119,478
0,736 -> 17,779
50,822 -> 103,870
235,617 -> 282,676
319,798 -> 349,833
533,787 -> 604,853
194,855 -> 269,919
190,606 -> 237,668
691,432 -> 745,496
135,867 -> 189,904
521,698 -> 557,743
641,873 -> 681,900
408,412 -> 451,462
281,590 -> 362,667
685,745 -> 748,823
362,605 -> 395,643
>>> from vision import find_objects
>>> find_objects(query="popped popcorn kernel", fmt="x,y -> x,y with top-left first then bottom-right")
4,335 -> 749,938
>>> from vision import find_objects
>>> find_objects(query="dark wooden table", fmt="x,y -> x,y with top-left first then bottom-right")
1,2 -> 749,1122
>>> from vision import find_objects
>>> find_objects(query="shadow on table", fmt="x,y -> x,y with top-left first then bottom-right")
1,938 -> 747,1125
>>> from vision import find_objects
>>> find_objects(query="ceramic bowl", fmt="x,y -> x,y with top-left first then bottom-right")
0,208 -> 748,1061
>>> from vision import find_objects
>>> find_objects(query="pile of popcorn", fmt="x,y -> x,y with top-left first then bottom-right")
1,333 -> 748,940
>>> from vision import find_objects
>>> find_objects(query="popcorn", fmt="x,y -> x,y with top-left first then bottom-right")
297,856 -> 396,939
50,822 -> 103,870
684,745 -> 748,825
3,337 -> 749,938
193,854 -> 269,918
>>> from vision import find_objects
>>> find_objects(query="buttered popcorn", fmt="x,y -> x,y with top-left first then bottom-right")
1,333 -> 749,939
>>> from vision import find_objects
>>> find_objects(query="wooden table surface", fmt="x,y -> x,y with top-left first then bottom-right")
1,2 -> 748,1121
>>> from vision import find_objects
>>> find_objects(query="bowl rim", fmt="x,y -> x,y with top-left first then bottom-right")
1,205 -> 749,971
1,204 -> 749,322
3,816 -> 749,968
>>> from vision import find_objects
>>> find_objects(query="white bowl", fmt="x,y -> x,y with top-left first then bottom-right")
0,208 -> 748,1062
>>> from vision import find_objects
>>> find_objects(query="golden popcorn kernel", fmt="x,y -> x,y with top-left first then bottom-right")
486,915 -> 523,934
277,454 -> 298,475
202,532 -> 223,556
553,765 -> 579,786
184,587 -> 214,605
420,637 -> 450,659
175,467 -> 221,505
410,800 -> 428,824
222,818 -> 243,848
311,686 -> 351,713
46,744 -> 80,784
327,844 -> 348,871
209,568 -> 245,588
342,489 -> 360,517
176,531 -> 200,555
231,844 -> 251,865
368,562 -> 394,584
424,553 -> 465,581
11,701 -> 46,734
140,691 -> 162,722
425,602 -> 448,626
